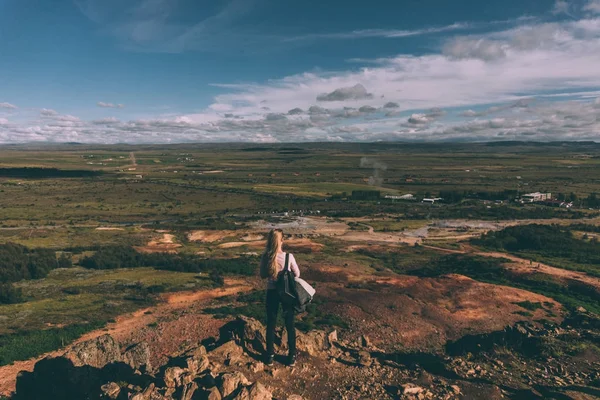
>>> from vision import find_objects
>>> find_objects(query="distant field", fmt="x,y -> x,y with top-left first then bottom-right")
1,267 -> 210,335
1,142 -> 599,226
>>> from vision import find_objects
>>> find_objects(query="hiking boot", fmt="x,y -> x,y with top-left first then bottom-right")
288,353 -> 297,367
265,354 -> 274,366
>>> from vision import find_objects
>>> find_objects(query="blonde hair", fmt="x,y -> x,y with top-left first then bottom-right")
260,229 -> 283,280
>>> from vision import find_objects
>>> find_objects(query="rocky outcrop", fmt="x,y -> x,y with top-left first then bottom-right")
14,331 -> 291,400
64,334 -> 121,369
123,342 -> 153,372
232,316 -> 336,357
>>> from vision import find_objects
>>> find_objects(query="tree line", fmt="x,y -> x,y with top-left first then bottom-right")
0,167 -> 102,178
80,246 -> 258,276
0,243 -> 71,304
472,224 -> 600,267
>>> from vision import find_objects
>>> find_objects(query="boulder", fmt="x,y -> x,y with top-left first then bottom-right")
296,331 -> 331,356
356,351 -> 372,367
64,334 -> 121,368
180,382 -> 198,400
360,335 -> 371,348
218,372 -> 251,398
164,367 -> 186,388
123,342 -> 153,372
237,316 -> 267,353
401,384 -> 424,395
130,383 -> 155,400
211,341 -> 245,366
187,354 -> 210,375
247,382 -> 272,400
207,387 -> 222,400
232,387 -> 250,400
100,382 -> 121,399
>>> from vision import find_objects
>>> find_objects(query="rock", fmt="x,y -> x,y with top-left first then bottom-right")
164,367 -> 186,388
327,330 -> 338,344
180,382 -> 198,400
186,345 -> 207,358
450,385 -> 461,394
360,335 -> 371,348
123,342 -> 152,372
296,331 -> 331,356
187,354 -> 210,375
219,372 -> 251,398
287,396 -> 304,400
357,351 -> 372,367
249,362 -> 265,373
130,383 -> 155,400
237,316 -> 268,353
233,387 -> 250,400
100,382 -> 121,399
64,334 -> 121,368
416,371 -> 434,386
401,384 -> 424,395
212,341 -> 245,366
247,382 -> 272,400
207,387 -> 223,400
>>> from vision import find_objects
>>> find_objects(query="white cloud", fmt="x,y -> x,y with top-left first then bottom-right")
0,118 -> 9,126
0,102 -> 17,109
317,84 -> 373,102
92,117 -> 120,124
584,0 -> 600,14
443,38 -> 507,61
40,108 -> 59,116
552,0 -> 572,16
97,102 -> 125,108
407,114 -> 430,124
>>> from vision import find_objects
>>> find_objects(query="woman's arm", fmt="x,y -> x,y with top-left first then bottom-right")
289,253 -> 300,278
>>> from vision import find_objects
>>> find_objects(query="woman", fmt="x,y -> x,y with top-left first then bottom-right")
260,229 -> 300,367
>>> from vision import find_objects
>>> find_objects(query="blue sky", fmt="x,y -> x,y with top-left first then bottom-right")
1,0 -> 600,143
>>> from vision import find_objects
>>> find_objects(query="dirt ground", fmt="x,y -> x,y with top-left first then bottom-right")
135,233 -> 182,253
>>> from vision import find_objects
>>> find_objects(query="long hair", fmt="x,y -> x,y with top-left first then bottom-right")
260,229 -> 283,280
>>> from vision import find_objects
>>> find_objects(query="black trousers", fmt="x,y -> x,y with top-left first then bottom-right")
266,289 -> 296,356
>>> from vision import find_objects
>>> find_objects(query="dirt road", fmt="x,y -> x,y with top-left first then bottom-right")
0,279 -> 252,396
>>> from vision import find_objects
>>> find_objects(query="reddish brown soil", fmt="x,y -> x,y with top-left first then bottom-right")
312,274 -> 563,352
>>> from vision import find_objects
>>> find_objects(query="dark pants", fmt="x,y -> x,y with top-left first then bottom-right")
266,289 -> 296,356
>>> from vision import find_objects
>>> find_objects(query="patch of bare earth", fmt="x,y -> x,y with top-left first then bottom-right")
187,230 -> 237,243
135,233 -> 182,254
316,274 -> 563,352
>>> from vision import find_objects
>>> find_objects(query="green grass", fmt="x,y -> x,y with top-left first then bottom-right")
0,321 -> 106,366
2,267 -> 211,335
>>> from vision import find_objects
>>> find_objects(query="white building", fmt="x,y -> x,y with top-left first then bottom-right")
521,192 -> 552,203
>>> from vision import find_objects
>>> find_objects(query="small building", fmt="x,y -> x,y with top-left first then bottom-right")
422,197 -> 443,204
521,192 -> 552,203
385,194 -> 415,201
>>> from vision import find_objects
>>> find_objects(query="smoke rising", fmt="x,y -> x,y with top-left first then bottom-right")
360,157 -> 387,186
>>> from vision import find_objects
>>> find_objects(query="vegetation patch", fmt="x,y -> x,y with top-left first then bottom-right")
0,321 -> 105,366
473,224 -> 600,277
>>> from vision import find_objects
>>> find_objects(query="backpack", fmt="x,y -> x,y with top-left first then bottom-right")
276,253 -> 299,308
276,253 -> 315,313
